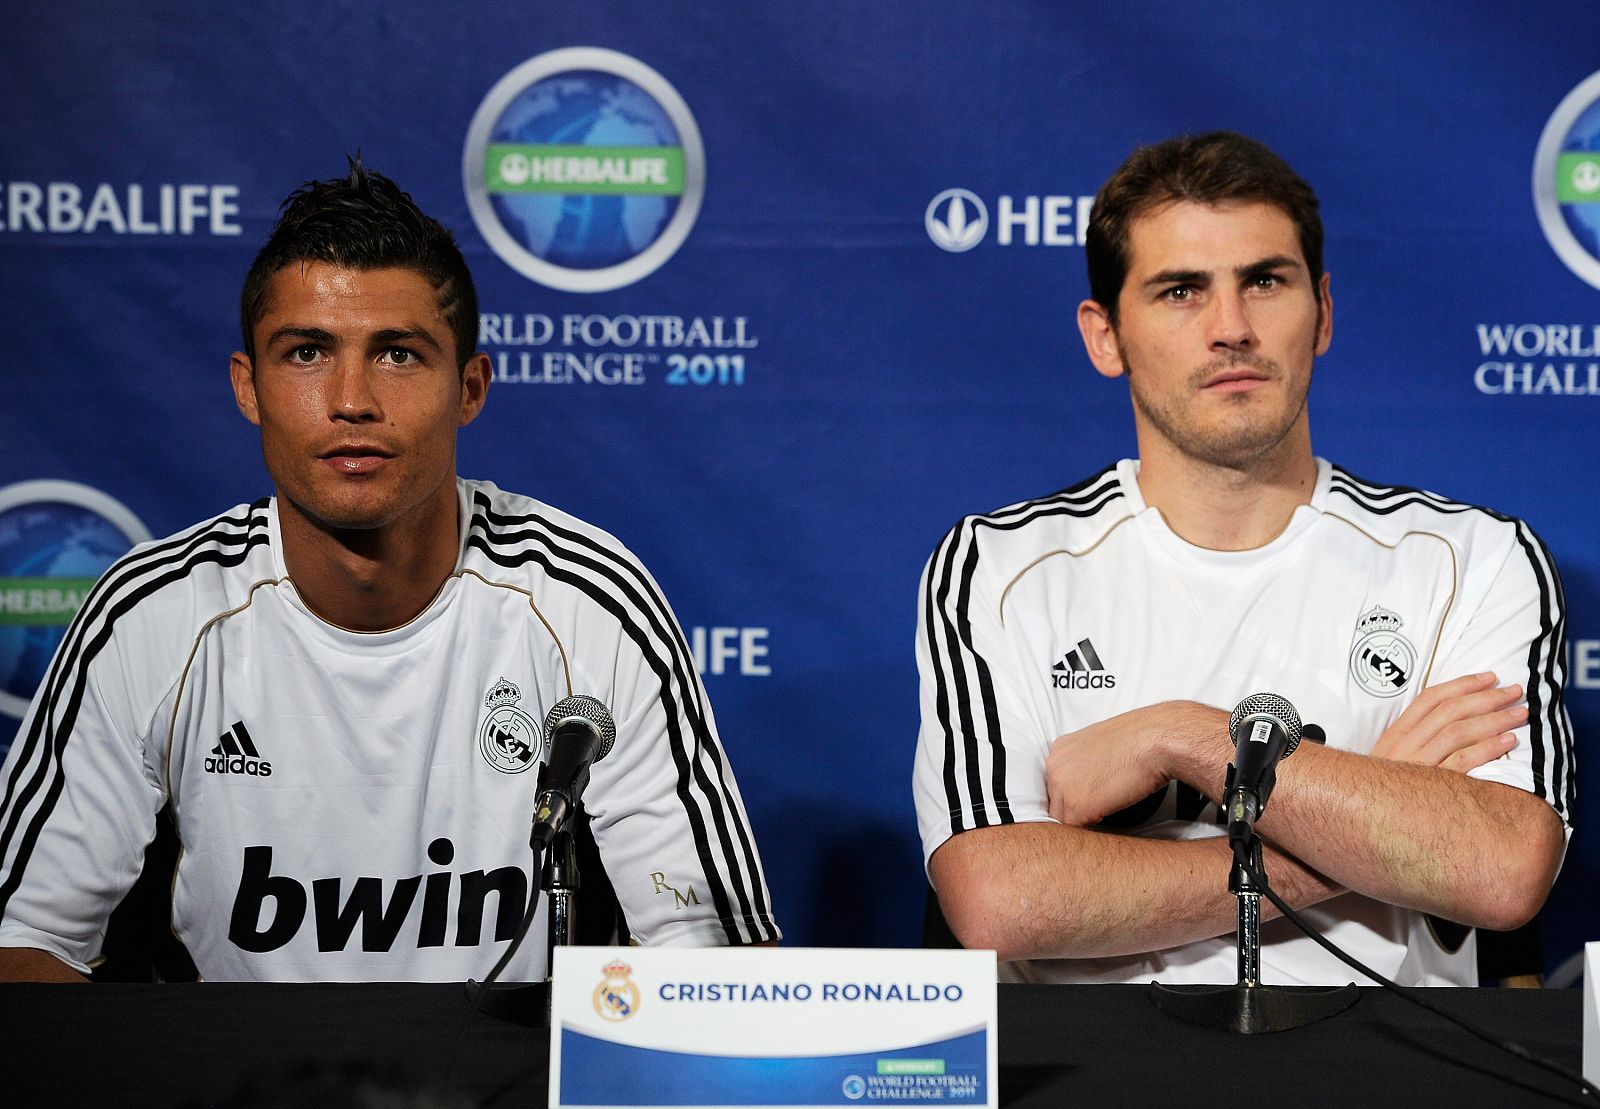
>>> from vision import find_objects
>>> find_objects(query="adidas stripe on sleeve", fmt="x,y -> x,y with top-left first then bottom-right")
465,490 -> 778,948
913,468 -> 1127,865
0,503 -> 273,971
1327,469 -> 1576,827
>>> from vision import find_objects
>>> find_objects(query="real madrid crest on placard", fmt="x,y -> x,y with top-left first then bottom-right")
478,677 -> 540,774
1349,606 -> 1417,698
593,961 -> 640,1022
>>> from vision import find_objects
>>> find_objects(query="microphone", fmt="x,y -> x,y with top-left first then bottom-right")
1224,693 -> 1303,847
530,694 -> 617,850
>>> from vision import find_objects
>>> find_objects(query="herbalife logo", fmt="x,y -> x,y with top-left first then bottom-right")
1051,637 -> 1116,690
925,189 -> 1096,252
925,189 -> 988,252
206,720 -> 273,777
463,47 -> 705,293
1573,159 -> 1600,196
1533,68 -> 1600,289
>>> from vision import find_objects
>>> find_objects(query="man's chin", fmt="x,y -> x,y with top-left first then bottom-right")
280,494 -> 397,536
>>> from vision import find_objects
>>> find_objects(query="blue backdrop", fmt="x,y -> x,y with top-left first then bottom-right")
2,0 -> 1596,976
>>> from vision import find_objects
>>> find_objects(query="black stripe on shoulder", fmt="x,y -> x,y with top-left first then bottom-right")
0,519 -> 271,919
968,464 -> 1125,532
465,495 -> 774,943
1328,468 -> 1472,517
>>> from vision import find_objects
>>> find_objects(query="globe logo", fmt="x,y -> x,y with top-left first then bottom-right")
463,48 -> 705,293
0,482 -> 150,743
1533,69 -> 1600,290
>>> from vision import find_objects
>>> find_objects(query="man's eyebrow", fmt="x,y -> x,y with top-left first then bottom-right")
1142,268 -> 1210,289
372,327 -> 445,353
265,326 -> 336,348
1236,254 -> 1303,277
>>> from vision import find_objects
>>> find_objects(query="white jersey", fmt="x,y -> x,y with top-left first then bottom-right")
0,479 -> 778,981
914,459 -> 1574,987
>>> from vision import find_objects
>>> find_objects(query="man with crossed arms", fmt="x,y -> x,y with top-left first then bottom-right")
914,132 -> 1574,985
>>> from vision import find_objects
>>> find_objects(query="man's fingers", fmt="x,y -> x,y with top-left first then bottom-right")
1406,681 -> 1521,734
1373,673 -> 1495,755
1406,672 -> 1498,714
1376,676 -> 1525,764
1439,731 -> 1519,774
1404,703 -> 1527,769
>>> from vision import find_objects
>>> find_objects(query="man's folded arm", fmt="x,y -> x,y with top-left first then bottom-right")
1213,738 -> 1565,932
1118,680 -> 1563,934
1175,527 -> 1575,934
933,668 -> 1561,962
0,946 -> 89,983
929,820 -> 1341,962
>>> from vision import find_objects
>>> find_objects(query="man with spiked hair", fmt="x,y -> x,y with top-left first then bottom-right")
0,163 -> 778,982
914,132 -> 1574,986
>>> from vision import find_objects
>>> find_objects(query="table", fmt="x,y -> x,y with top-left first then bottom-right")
0,982 -> 1586,1106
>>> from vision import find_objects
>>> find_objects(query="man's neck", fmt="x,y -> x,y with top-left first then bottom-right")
276,485 -> 461,632
1134,437 -> 1318,552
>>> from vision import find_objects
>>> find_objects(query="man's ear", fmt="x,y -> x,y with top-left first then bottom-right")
1314,271 -> 1333,357
229,352 -> 261,426
458,352 -> 491,427
1077,299 -> 1126,380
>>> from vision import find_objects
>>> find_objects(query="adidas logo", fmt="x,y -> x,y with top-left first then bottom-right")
1051,637 -> 1116,690
205,720 -> 274,777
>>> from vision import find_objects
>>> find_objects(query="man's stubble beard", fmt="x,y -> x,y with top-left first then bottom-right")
1124,350 -> 1311,471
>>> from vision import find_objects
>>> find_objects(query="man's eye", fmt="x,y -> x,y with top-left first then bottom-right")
288,345 -> 321,364
382,348 -> 418,366
1250,274 -> 1283,289
1163,286 -> 1193,302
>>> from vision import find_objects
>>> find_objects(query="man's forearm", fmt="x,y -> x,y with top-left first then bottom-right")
1177,737 -> 1565,930
0,946 -> 89,983
929,822 -> 1341,962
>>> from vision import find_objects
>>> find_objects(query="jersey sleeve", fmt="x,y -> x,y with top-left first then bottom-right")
0,598 -> 167,972
1432,517 -> 1576,828
913,517 -> 1058,871
572,555 -> 779,949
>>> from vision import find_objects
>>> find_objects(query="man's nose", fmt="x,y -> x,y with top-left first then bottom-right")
330,359 -> 382,422
1206,290 -> 1256,351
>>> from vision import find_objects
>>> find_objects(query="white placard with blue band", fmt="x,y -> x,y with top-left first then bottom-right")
549,946 -> 998,1107
1585,941 -> 1598,1087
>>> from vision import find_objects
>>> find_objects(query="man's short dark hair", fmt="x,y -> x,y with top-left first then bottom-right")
1084,132 -> 1324,323
239,159 -> 479,369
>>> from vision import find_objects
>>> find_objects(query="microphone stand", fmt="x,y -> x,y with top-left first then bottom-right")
544,828 -> 580,961
1151,830 -> 1359,1034
468,821 -> 580,1026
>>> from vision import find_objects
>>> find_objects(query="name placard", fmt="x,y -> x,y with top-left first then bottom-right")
1585,941 -> 1598,1087
549,946 -> 997,1108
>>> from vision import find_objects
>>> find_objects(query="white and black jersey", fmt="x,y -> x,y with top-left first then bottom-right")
914,459 -> 1574,987
0,479 -> 778,981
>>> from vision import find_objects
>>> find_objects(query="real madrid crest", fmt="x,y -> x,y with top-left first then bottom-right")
478,677 -> 540,774
593,960 -> 641,1022
1349,606 -> 1416,698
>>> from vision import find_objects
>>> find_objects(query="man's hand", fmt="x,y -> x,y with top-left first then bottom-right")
1371,672 -> 1526,772
1045,701 -> 1228,826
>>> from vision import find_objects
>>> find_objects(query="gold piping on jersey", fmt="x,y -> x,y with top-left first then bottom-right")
164,577 -> 284,798
997,514 -> 1138,628
458,567 -> 574,699
1320,512 -> 1459,692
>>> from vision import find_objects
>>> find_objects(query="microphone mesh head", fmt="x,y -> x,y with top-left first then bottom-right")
1228,692 -> 1303,757
542,694 -> 617,762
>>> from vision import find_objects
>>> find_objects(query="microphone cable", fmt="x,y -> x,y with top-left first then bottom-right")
1237,841 -> 1599,1104
444,842 -> 547,1095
